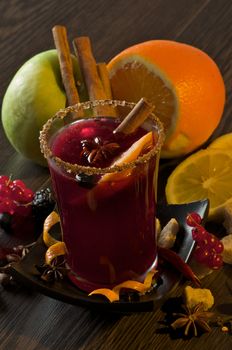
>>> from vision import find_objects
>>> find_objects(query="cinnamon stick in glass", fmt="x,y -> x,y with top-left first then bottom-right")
114,98 -> 155,135
52,25 -> 80,106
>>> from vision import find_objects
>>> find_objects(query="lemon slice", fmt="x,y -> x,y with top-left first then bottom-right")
165,149 -> 232,219
209,133 -> 232,151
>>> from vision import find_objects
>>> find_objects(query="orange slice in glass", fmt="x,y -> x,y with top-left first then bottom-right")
100,131 -> 154,183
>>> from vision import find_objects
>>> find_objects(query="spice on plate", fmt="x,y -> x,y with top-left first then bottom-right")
171,303 -> 214,336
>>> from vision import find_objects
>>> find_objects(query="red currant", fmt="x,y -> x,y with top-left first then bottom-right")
11,179 -> 26,190
10,185 -> 25,202
192,228 -> 199,241
0,175 -> 10,186
194,245 -> 210,264
0,184 -> 11,197
206,234 -> 218,248
186,212 -> 202,227
0,198 -> 16,215
213,240 -> 224,254
192,227 -> 209,242
0,175 -> 37,234
22,188 -> 34,202
207,253 -> 223,269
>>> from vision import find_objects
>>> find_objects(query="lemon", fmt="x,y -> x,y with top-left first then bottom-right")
165,148 -> 232,219
209,133 -> 232,151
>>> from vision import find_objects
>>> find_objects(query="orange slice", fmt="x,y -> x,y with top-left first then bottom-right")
100,131 -> 153,183
86,131 -> 155,206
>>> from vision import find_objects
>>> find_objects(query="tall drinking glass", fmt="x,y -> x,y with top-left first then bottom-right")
40,100 -> 164,292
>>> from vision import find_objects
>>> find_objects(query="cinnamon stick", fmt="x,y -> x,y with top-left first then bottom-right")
97,62 -> 117,116
97,62 -> 113,99
73,37 -> 115,116
113,98 -> 155,134
52,25 -> 80,106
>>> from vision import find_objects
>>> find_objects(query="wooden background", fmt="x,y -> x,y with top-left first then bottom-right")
0,0 -> 232,349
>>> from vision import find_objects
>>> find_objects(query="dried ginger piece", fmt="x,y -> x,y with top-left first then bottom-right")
184,286 -> 214,311
158,218 -> 179,249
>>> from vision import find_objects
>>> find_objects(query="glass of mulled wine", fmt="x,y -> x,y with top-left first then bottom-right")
40,100 -> 164,292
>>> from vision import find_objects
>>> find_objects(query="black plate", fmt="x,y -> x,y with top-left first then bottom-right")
10,200 -> 209,313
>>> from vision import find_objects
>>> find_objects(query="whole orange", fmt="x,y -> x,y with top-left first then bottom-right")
107,40 -> 225,158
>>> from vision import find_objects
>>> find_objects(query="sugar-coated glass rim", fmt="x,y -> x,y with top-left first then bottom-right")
39,100 -> 165,175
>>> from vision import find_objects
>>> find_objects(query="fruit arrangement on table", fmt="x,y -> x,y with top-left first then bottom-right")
1,24 -> 232,336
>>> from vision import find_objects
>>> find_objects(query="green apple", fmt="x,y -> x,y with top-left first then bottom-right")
2,50 -> 86,166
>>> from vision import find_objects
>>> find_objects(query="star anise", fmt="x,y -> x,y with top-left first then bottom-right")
0,242 -> 36,287
80,137 -> 120,166
171,303 -> 214,337
6,242 -> 36,263
35,257 -> 70,283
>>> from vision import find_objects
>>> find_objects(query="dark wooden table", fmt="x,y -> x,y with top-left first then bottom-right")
0,1 -> 232,349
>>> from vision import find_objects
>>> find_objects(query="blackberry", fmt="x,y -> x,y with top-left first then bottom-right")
32,188 -> 56,231
75,173 -> 96,189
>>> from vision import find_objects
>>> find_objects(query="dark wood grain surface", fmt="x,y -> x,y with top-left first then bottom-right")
0,1 -> 232,349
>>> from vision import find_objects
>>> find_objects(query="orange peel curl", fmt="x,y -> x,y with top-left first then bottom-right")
45,241 -> 67,266
88,269 -> 158,302
43,211 -> 60,247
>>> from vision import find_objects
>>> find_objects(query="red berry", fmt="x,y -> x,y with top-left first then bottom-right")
207,253 -> 223,269
194,245 -> 210,264
186,212 -> 202,227
11,179 -> 26,190
192,226 -> 209,243
213,240 -> 224,254
0,184 -> 11,197
206,234 -> 218,248
0,175 -> 9,186
205,234 -> 223,254
0,198 -> 16,215
10,185 -> 25,202
22,188 -> 34,203
192,228 -> 199,241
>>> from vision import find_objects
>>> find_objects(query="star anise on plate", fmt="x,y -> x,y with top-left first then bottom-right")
171,303 -> 214,337
35,257 -> 70,283
80,137 -> 120,166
